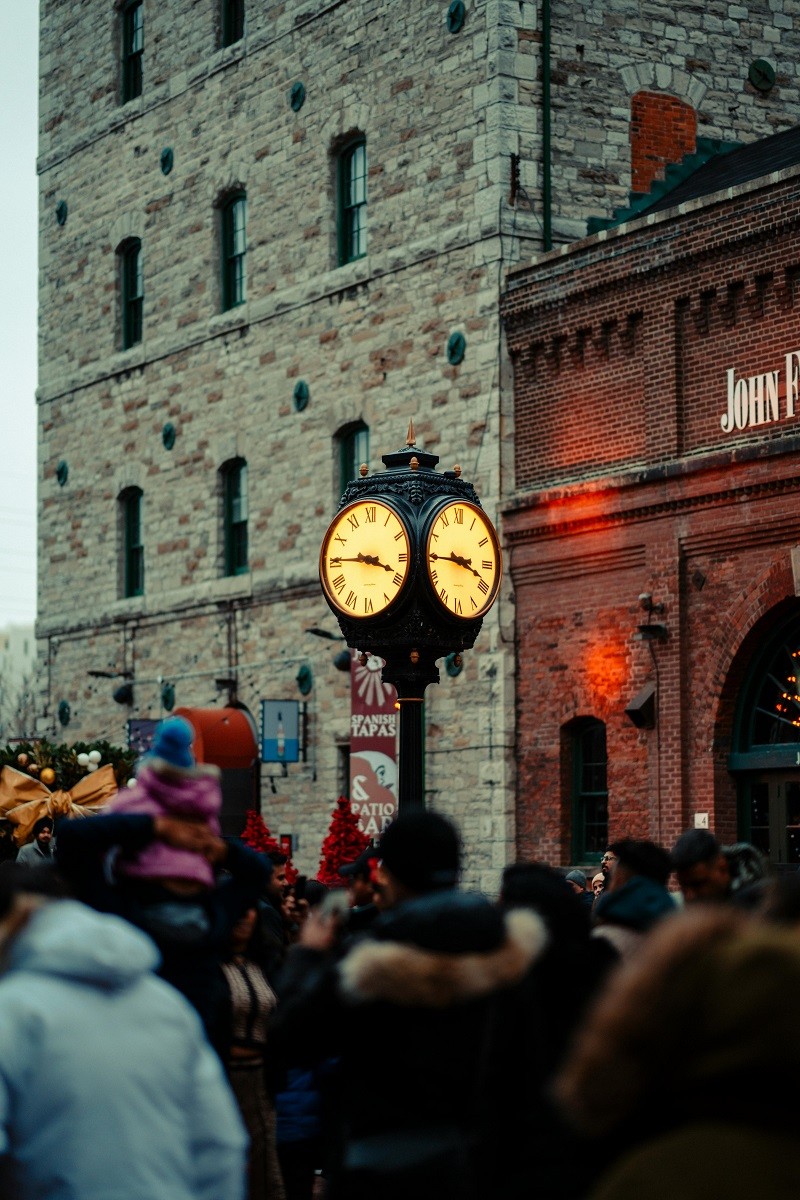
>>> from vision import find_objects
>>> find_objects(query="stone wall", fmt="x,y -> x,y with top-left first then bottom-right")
37,0 -> 521,888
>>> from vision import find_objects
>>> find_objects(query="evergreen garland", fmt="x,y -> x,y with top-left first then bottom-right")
0,739 -> 136,791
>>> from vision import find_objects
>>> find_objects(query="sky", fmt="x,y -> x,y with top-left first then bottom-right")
0,5 -> 39,630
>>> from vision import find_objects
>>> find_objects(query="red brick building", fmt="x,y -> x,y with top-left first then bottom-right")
501,138 -> 800,873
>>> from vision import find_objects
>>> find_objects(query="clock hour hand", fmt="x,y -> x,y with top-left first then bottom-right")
330,553 -> 394,571
429,551 -> 482,579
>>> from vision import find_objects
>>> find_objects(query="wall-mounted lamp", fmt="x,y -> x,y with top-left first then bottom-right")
638,593 -> 665,615
305,626 -> 346,642
635,593 -> 667,642
635,623 -> 668,643
625,680 -> 656,729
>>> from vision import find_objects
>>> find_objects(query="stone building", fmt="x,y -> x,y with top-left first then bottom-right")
36,0 -> 800,880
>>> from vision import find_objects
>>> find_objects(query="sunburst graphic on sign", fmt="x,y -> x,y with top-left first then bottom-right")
354,653 -> 395,710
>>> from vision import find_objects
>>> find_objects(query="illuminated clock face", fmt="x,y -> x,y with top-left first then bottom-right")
320,499 -> 411,618
425,500 -> 502,620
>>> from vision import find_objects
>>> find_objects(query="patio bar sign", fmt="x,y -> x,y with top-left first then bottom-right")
260,700 -> 300,764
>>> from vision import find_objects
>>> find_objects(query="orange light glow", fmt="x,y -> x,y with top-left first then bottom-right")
583,637 -> 629,705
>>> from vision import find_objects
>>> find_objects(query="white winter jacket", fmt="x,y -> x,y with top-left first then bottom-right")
0,899 -> 247,1199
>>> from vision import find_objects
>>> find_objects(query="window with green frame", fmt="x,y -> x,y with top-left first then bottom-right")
569,718 -> 609,863
221,192 -> 247,310
222,459 -> 248,576
120,488 -> 144,598
338,138 -> 367,265
338,421 -> 369,495
730,604 -> 800,864
121,0 -> 143,103
119,239 -> 143,350
221,0 -> 244,46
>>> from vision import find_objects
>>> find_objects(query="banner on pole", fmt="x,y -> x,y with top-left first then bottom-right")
350,651 -> 398,837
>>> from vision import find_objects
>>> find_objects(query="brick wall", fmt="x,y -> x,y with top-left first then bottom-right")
503,170 -> 800,862
631,91 -> 697,194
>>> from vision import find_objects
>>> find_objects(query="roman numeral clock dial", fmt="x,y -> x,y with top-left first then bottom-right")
425,500 -> 502,620
320,499 -> 411,618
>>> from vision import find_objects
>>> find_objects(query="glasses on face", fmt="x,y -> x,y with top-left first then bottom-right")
601,854 -> 617,863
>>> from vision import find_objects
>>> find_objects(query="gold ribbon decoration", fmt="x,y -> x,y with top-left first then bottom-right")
0,764 -> 118,846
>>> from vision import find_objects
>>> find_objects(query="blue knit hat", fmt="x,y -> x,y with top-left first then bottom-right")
149,716 -> 195,769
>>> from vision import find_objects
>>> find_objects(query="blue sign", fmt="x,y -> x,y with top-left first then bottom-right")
261,700 -> 300,764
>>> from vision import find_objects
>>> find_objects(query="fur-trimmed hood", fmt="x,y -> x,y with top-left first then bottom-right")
338,894 -> 548,1008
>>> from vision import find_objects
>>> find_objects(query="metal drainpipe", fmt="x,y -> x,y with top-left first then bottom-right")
542,0 -> 552,251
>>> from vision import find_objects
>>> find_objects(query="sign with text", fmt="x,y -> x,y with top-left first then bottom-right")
721,351 -> 800,433
350,652 -> 398,837
260,700 -> 300,764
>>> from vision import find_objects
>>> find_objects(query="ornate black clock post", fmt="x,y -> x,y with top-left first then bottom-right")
319,423 -> 502,811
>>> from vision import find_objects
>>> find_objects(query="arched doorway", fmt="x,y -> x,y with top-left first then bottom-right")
730,604 -> 800,867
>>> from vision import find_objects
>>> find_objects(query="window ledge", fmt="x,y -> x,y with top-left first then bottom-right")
207,41 -> 247,75
208,305 -> 249,336
110,595 -> 147,620
108,343 -> 146,373
118,95 -> 145,119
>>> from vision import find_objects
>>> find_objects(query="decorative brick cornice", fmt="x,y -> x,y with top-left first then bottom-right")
505,468 -> 800,546
511,544 -> 646,587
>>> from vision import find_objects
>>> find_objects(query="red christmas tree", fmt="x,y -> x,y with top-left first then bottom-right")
317,796 -> 371,886
240,809 -> 298,883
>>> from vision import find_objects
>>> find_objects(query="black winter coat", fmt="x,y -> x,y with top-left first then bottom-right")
270,889 -> 547,1200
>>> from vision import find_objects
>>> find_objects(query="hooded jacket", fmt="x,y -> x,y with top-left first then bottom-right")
272,890 -> 547,1196
591,875 -> 677,961
0,900 -> 246,1200
55,812 -> 269,1050
108,760 -> 222,887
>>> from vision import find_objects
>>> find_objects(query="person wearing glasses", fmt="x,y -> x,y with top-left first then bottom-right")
591,840 -> 676,963
600,849 -> 618,879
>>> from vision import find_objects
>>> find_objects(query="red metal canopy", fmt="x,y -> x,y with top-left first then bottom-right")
173,705 -> 258,770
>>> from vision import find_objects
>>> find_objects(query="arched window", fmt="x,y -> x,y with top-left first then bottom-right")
568,718 -> 608,863
119,487 -> 144,597
120,0 -> 143,103
220,191 -> 247,310
732,606 -> 800,864
337,138 -> 367,265
337,420 -> 369,496
118,238 -> 143,349
221,0 -> 244,46
221,459 -> 248,576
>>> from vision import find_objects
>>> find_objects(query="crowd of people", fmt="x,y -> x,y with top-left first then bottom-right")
0,715 -> 799,1199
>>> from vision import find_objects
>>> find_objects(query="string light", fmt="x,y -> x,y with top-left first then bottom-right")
775,651 -> 800,726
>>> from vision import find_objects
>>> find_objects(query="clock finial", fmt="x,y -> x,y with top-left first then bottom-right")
406,419 -> 416,447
